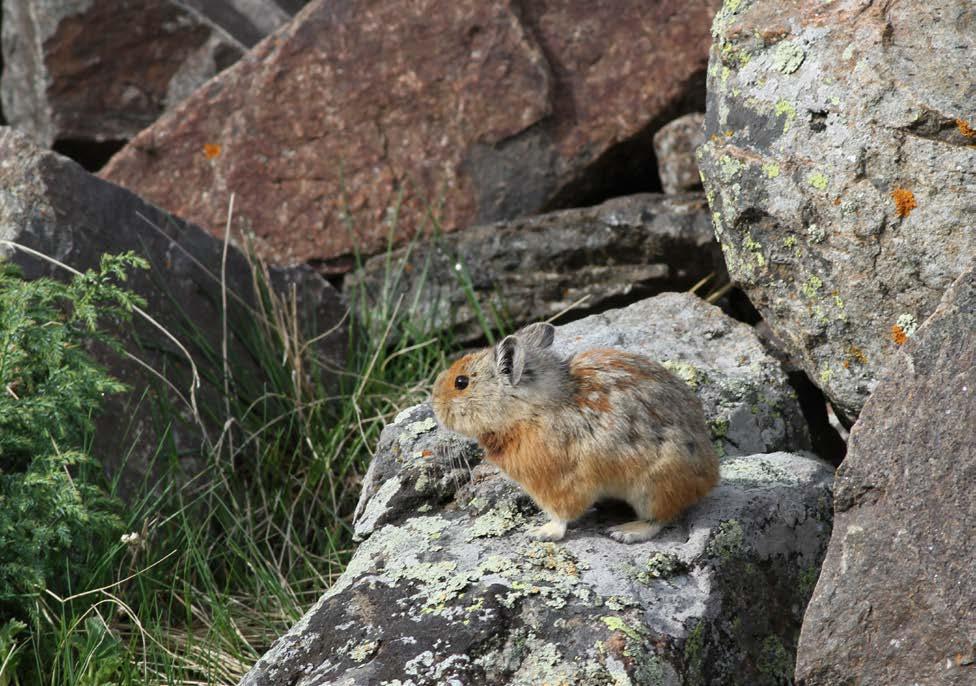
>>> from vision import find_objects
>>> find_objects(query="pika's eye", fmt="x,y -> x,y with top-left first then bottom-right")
454,375 -> 469,390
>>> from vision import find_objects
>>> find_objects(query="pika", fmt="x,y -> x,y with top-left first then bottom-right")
431,322 -> 719,543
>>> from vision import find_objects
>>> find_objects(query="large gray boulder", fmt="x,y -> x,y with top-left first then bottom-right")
345,193 -> 725,344
352,293 -> 811,541
241,399 -> 833,685
0,126 -> 346,495
697,0 -> 976,421
795,263 -> 976,685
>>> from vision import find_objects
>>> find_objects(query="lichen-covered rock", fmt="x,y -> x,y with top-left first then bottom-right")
697,0 -> 976,421
345,193 -> 725,344
795,263 -> 976,686
0,126 -> 346,497
241,408 -> 833,686
1,0 -> 245,148
102,0 -> 722,270
553,293 -> 811,458
654,113 -> 706,194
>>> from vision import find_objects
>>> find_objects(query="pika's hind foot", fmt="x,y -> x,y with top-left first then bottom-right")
607,520 -> 662,544
528,519 -> 567,541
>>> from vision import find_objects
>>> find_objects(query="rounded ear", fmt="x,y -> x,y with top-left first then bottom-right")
495,335 -> 527,385
516,322 -> 555,350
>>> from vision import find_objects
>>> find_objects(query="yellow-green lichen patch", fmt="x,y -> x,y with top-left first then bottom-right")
773,100 -> 797,132
465,502 -> 521,541
819,367 -> 833,384
807,172 -> 829,191
706,520 -> 745,559
721,65 -> 732,84
719,155 -> 745,181
602,616 -> 643,642
397,416 -> 438,448
683,621 -> 707,683
742,234 -> 766,267
721,457 -> 798,486
662,360 -> 703,389
640,552 -> 688,583
773,41 -> 805,74
496,542 -> 592,610
349,640 -> 379,663
783,235 -> 797,248
801,275 -> 823,298
762,162 -> 780,178
708,416 -> 730,441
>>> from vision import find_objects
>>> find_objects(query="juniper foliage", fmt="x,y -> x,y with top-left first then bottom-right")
0,253 -> 147,620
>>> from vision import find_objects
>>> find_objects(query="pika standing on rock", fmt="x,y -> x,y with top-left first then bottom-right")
432,322 -> 720,543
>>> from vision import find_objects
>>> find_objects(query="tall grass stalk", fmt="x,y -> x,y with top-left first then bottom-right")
4,200 -> 489,685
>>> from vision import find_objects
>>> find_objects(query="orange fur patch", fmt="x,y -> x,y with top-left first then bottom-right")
646,453 -> 720,522
435,353 -> 476,401
479,422 -> 591,520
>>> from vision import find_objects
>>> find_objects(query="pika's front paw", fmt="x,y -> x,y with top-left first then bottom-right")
607,521 -> 663,544
527,520 -> 567,541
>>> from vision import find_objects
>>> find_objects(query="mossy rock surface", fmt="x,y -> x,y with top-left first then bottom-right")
242,399 -> 833,685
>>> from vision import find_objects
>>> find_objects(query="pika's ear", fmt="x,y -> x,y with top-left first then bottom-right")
516,322 -> 555,350
495,335 -> 527,385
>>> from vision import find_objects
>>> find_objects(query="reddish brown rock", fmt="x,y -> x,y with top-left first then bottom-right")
101,0 -> 721,270
1,0 -> 246,149
795,264 -> 976,685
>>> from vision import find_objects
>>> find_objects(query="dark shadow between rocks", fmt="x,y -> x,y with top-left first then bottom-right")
53,138 -> 128,172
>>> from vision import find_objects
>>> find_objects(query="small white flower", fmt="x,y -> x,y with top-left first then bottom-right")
454,262 -> 463,272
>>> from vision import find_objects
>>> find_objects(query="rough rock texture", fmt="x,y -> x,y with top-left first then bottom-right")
0,126 -> 346,496
1,0 -> 244,147
240,401 -> 833,686
654,113 -> 706,194
346,193 -> 726,343
697,0 -> 976,421
102,0 -> 722,270
178,0 -> 305,48
796,263 -> 976,686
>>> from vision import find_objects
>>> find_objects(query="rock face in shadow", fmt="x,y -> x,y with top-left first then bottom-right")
795,264 -> 976,686
1,0 -> 248,148
0,126 -> 346,496
345,193 -> 725,344
101,0 -> 722,270
240,400 -> 832,686
697,0 -> 976,421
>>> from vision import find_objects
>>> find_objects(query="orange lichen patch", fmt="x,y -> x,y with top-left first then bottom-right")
847,345 -> 868,365
891,188 -> 917,218
420,450 -> 433,458
203,143 -> 222,160
956,118 -> 976,139
833,197 -> 842,206
891,324 -> 908,346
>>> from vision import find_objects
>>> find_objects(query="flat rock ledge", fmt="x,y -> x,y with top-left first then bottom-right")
240,401 -> 833,686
